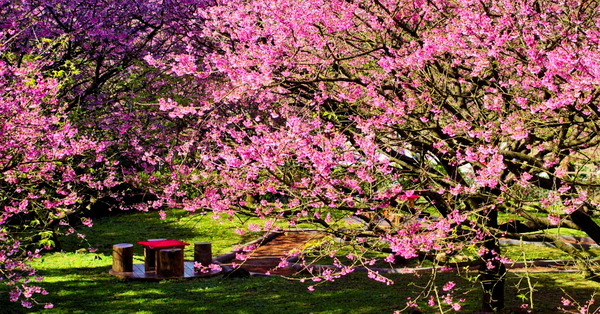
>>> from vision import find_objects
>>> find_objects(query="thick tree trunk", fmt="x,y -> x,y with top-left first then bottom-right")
569,207 -> 600,245
567,206 -> 600,279
480,237 -> 505,311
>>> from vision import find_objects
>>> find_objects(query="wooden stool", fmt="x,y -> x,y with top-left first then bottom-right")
194,242 -> 212,266
112,243 -> 134,273
157,248 -> 184,277
143,238 -> 166,272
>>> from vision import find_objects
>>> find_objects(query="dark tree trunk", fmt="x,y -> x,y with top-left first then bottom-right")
569,207 -> 600,245
480,236 -> 506,312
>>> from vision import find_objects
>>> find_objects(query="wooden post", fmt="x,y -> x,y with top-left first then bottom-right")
112,243 -> 134,273
157,248 -> 184,278
194,242 -> 212,267
144,238 -> 165,272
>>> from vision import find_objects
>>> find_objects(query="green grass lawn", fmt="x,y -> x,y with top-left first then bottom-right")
1,210 -> 600,313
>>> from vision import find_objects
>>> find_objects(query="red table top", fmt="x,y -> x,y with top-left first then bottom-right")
137,239 -> 190,249
399,194 -> 419,200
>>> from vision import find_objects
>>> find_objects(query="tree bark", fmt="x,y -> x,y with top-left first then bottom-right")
569,207 -> 600,245
480,237 -> 506,312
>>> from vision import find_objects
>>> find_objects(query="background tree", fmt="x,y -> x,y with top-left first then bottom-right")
0,0 -> 209,307
0,39 -> 103,309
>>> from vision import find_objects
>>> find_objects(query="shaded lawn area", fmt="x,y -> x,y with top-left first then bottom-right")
3,254 -> 600,314
1,211 -> 600,313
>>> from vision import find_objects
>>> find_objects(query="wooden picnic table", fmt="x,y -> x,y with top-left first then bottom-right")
109,240 -> 216,280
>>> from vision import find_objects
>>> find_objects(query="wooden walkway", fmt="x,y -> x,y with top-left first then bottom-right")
109,261 -> 221,280
219,231 -> 323,276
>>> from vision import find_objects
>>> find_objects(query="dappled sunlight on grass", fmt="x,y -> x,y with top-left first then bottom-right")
5,264 -> 600,313
1,210 -> 597,313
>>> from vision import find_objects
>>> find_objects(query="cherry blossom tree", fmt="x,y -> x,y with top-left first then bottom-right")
4,0 -> 600,311
0,0 -> 208,307
140,0 -> 600,311
0,42 -> 98,309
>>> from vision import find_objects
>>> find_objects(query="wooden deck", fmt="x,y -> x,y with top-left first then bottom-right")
109,261 -> 221,280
